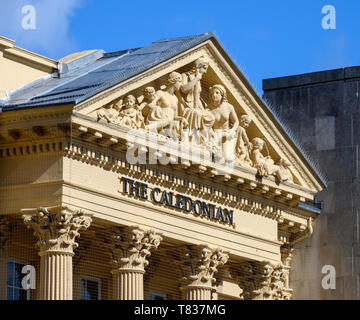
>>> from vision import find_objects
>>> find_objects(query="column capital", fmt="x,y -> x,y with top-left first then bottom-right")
22,205 -> 92,254
237,261 -> 292,300
108,226 -> 162,272
178,245 -> 229,288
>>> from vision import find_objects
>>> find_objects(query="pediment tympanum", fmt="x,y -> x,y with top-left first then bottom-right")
74,41 -> 323,199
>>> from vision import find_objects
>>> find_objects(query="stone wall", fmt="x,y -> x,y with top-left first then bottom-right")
263,67 -> 360,299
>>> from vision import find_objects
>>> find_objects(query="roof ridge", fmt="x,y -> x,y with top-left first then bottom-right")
154,32 -> 214,43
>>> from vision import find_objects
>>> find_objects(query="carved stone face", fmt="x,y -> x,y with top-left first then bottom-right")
173,78 -> 182,91
252,138 -> 264,151
240,116 -> 251,128
144,87 -> 156,101
145,92 -> 155,101
281,158 -> 291,168
125,95 -> 136,108
199,63 -> 209,74
211,88 -> 223,105
167,72 -> 182,90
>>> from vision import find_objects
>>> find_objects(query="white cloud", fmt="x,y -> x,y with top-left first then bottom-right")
0,0 -> 83,59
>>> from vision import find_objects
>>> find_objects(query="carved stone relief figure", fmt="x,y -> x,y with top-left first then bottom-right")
180,57 -> 215,145
207,84 -> 239,162
97,100 -> 121,123
277,158 -> 293,183
116,94 -> 144,129
251,137 -> 292,182
181,56 -> 209,109
235,114 -> 252,167
144,72 -> 188,139
139,86 -> 157,118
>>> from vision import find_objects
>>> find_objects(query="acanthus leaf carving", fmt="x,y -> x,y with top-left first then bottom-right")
22,206 -> 92,254
107,226 -> 162,272
235,261 -> 292,300
177,245 -> 229,288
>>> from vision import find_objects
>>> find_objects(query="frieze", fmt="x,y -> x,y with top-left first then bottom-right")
119,176 -> 234,227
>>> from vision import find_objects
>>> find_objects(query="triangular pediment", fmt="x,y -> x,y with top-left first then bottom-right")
73,38 -> 324,197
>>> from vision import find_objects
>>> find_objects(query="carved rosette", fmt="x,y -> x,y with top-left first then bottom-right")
178,245 -> 229,289
236,261 -> 292,300
0,216 -> 10,249
22,206 -> 92,254
108,226 -> 162,272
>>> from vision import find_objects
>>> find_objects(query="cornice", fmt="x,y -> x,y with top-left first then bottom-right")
0,35 -> 58,71
68,114 -> 315,200
60,140 -> 313,226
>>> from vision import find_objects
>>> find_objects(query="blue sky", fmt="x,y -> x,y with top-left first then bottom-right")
1,0 -> 360,91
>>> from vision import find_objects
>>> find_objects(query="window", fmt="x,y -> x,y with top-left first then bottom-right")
81,276 -> 101,300
7,261 -> 30,300
149,292 -> 166,300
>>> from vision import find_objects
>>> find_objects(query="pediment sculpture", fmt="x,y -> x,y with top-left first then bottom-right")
93,57 -> 293,184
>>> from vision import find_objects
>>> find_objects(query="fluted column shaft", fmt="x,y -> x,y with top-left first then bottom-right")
39,251 -> 74,300
22,206 -> 92,300
181,286 -> 213,300
112,269 -> 145,300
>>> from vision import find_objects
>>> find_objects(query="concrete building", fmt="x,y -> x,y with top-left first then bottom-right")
263,67 -> 360,299
0,33 -> 324,300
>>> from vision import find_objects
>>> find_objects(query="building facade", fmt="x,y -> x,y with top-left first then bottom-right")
0,33 -> 325,300
263,67 -> 360,299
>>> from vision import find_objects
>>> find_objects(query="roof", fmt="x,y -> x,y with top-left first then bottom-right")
1,33 -> 213,111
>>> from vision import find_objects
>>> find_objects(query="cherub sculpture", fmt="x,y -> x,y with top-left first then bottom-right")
116,94 -> 144,129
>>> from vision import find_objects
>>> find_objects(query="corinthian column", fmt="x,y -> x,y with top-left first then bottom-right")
107,226 -> 162,300
22,206 -> 92,300
178,245 -> 229,300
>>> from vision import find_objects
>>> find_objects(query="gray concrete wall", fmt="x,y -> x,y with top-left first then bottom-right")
263,67 -> 360,300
